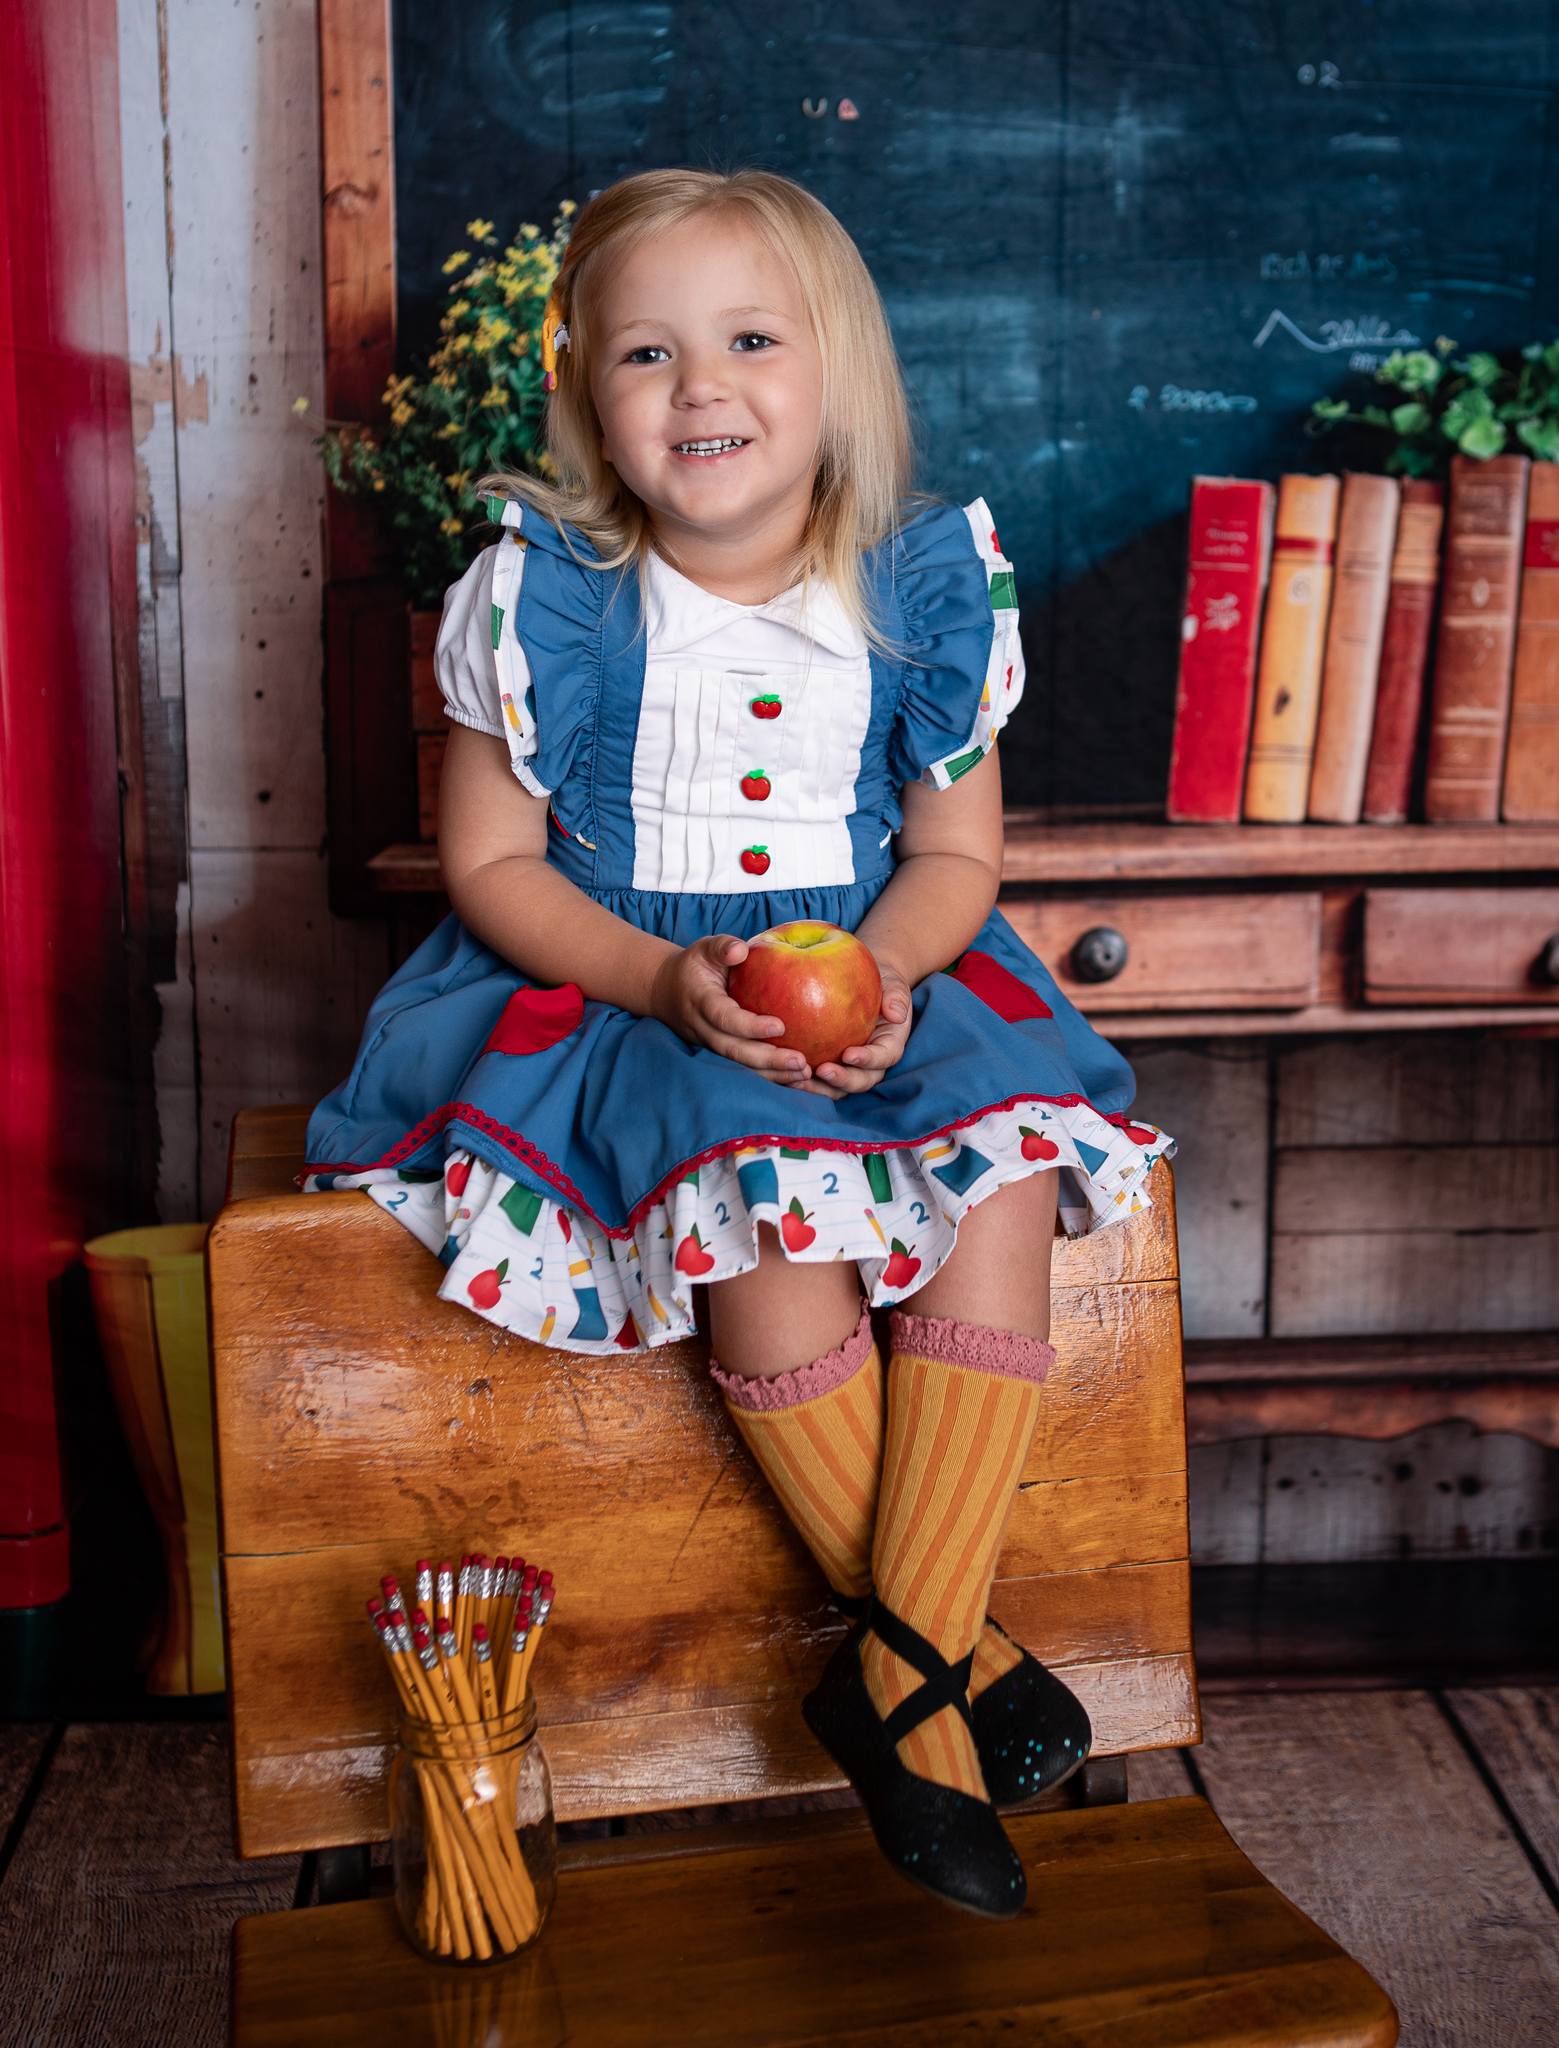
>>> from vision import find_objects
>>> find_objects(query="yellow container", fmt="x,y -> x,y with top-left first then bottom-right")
82,1223 -> 224,1694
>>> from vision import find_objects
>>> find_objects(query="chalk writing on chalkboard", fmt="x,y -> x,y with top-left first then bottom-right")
1261,253 -> 1399,285
1252,311 -> 1421,356
1128,386 -> 1259,416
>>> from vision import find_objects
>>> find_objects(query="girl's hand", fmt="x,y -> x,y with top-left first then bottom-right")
780,961 -> 914,1102
650,935 -> 812,1083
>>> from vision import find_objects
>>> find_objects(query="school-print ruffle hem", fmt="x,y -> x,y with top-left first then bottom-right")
302,1090 -> 1175,1356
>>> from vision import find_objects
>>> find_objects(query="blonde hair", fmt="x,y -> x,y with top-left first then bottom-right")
478,167 -> 937,660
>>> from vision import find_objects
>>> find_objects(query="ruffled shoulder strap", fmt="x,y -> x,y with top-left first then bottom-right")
473,494 -> 635,838
885,494 -> 1025,791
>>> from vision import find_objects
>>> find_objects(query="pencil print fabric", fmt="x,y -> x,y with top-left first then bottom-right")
318,1089 -> 1167,1355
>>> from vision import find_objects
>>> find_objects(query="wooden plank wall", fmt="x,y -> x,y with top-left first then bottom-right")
114,0 -> 1557,1568
1136,1035 -> 1559,1564
117,0 -> 391,1228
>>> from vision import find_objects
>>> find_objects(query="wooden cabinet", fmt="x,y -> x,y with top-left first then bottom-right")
362,816 -> 1559,1041
1362,887 -> 1559,1007
1003,890 -> 1323,1014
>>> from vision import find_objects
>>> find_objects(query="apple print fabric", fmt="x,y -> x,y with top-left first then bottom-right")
301,495 -> 1178,1354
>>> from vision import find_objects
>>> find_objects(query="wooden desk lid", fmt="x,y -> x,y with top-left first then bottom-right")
211,1109 -> 1191,1860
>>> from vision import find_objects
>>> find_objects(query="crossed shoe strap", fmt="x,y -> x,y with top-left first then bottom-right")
862,1594 -> 977,1749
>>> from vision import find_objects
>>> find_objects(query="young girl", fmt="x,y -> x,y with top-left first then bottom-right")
304,168 -> 1176,1920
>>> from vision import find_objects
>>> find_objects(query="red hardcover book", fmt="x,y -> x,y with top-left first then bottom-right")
1166,477 -> 1276,822
1361,480 -> 1446,824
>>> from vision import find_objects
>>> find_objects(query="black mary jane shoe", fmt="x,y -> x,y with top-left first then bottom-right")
832,1595 -> 1092,1813
968,1614 -> 1093,1810
802,1596 -> 1027,1920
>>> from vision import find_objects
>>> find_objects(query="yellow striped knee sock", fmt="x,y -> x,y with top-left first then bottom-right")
862,1310 -> 1054,1799
710,1302 -> 1039,1708
710,1299 -> 881,1606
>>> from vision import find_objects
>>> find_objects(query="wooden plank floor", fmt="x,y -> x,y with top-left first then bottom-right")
0,1690 -> 1554,2047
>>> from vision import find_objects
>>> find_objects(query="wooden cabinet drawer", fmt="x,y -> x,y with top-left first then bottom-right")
1002,891 -> 1322,1013
1363,887 -> 1559,1005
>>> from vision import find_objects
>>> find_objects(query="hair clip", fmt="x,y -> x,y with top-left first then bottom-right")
541,295 -> 570,391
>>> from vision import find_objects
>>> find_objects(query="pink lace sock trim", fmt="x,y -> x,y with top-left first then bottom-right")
887,1309 -> 1054,1386
709,1297 -> 875,1412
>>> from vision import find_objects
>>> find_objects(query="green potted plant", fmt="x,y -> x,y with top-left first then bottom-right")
1307,334 -> 1559,473
302,204 -> 576,834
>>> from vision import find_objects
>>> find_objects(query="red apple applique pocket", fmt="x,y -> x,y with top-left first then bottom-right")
482,983 -> 586,1057
946,949 -> 1053,1023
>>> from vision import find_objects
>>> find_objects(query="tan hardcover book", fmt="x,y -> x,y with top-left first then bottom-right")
1501,460 -> 1559,822
1424,452 -> 1531,822
1308,472 -> 1402,821
1243,473 -> 1341,821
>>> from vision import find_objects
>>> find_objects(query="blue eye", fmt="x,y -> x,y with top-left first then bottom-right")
624,333 -> 776,364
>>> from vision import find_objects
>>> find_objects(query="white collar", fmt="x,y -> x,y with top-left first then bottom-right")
643,547 -> 868,661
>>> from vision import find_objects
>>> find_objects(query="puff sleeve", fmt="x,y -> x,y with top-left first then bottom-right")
889,495 -> 1026,791
433,530 -> 551,800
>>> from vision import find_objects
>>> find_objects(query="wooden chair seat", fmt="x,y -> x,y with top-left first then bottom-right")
212,1107 -> 1397,2043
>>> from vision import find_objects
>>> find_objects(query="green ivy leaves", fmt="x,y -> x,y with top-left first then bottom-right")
1308,334 -> 1559,475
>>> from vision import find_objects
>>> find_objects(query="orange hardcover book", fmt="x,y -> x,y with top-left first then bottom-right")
1501,460 -> 1559,822
1423,452 -> 1531,822
1308,473 -> 1402,822
1243,474 -> 1341,821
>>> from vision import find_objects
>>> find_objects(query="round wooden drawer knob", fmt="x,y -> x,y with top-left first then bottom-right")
1071,925 -> 1128,983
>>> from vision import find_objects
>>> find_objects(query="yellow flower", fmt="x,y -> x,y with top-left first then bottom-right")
447,333 -> 472,356
479,386 -> 511,409
520,222 -> 540,240
445,470 -> 470,490
438,422 -> 460,438
291,394 -> 310,414
389,401 -> 414,428
446,299 -> 471,320
475,316 -> 512,350
466,218 -> 495,241
537,449 -> 559,477
440,516 -> 464,535
559,200 -> 577,217
432,370 -> 457,390
442,250 -> 470,274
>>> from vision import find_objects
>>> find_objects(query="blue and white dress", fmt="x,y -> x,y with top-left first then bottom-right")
302,495 -> 1178,1354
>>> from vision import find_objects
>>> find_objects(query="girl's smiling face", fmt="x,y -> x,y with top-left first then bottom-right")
588,211 -> 824,584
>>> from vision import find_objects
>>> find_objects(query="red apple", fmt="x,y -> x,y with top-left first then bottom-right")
674,1226 -> 716,1277
1018,1125 -> 1059,1162
446,1158 -> 472,1197
740,846 -> 771,876
779,1198 -> 816,1252
468,1259 -> 508,1309
740,769 -> 771,801
728,920 -> 883,1070
882,1240 -> 920,1289
749,693 -> 783,720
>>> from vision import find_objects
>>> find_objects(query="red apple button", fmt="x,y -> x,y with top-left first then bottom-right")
482,982 -> 586,1056
948,949 -> 1053,1022
740,846 -> 771,876
740,769 -> 771,801
749,693 -> 783,720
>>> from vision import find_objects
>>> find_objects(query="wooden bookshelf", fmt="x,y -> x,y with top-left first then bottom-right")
362,819 -> 1559,1040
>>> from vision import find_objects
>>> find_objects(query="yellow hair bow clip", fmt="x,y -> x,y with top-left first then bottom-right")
540,291 -> 571,392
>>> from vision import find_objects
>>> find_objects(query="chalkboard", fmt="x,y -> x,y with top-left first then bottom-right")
391,3 -> 1559,812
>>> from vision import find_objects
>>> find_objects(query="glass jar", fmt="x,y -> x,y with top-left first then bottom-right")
388,1696 -> 557,1963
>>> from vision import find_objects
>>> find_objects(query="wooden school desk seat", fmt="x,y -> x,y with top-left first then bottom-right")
213,1106 -> 1398,2046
